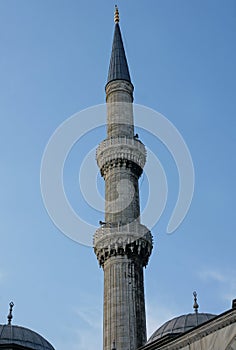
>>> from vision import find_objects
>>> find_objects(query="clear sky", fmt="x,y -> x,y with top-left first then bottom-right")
0,1 -> 236,350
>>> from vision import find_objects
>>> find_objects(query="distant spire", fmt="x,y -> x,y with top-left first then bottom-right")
111,340 -> 116,350
107,7 -> 131,85
114,5 -> 119,23
7,301 -> 14,325
193,291 -> 199,314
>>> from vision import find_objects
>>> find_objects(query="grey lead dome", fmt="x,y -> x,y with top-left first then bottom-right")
148,313 -> 216,343
0,324 -> 55,350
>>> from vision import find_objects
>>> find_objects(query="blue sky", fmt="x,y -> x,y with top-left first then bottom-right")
0,1 -> 236,349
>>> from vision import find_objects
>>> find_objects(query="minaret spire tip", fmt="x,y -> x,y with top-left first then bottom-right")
111,340 -> 116,350
114,5 -> 119,23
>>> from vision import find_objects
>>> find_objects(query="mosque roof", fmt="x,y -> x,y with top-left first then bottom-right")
147,312 -> 216,343
0,324 -> 55,350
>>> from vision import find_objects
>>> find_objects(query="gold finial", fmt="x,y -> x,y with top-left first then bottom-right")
114,5 -> 119,23
193,291 -> 199,314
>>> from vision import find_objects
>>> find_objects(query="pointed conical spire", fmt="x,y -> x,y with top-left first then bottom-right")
107,6 -> 131,85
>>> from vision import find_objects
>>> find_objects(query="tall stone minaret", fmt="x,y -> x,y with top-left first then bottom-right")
94,7 -> 153,350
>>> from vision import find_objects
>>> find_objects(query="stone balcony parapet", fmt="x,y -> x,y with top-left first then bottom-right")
96,137 -> 146,171
93,222 -> 153,267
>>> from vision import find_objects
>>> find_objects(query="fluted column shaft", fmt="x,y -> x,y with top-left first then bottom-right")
103,256 -> 147,350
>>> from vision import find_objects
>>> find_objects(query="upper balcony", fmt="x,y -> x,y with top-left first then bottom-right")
96,136 -> 146,171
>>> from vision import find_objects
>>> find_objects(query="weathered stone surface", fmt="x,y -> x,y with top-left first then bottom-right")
103,256 -> 147,350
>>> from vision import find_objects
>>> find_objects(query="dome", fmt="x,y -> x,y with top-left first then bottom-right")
148,313 -> 216,343
0,324 -> 55,350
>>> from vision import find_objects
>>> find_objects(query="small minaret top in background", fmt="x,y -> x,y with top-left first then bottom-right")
111,340 -> 116,350
7,301 -> 14,325
114,5 -> 119,23
193,291 -> 199,314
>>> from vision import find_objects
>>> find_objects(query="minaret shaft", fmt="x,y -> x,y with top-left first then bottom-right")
106,81 -> 134,139
94,12 -> 153,350
103,256 -> 146,350
105,166 -> 140,225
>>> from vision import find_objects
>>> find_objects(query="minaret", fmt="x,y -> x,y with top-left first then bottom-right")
94,7 -> 153,350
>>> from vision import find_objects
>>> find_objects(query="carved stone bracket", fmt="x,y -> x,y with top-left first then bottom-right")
94,223 -> 153,267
